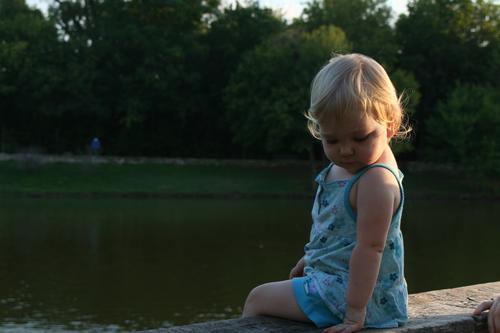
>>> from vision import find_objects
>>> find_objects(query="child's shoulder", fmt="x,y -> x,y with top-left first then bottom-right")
350,163 -> 402,214
357,147 -> 401,187
357,165 -> 400,188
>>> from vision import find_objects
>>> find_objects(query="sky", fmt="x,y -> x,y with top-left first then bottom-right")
233,0 -> 410,21
27,0 -> 410,20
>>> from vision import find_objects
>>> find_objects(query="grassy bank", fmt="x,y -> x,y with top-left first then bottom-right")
4,160 -> 313,197
402,166 -> 500,199
6,159 -> 500,199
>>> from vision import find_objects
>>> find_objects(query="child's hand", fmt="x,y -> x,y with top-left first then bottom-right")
473,296 -> 500,333
289,256 -> 305,279
323,306 -> 366,333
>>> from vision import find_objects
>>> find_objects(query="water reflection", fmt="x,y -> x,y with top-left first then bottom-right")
403,199 -> 500,292
0,197 -> 498,332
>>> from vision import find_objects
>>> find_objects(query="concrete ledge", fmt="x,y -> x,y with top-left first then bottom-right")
146,281 -> 500,333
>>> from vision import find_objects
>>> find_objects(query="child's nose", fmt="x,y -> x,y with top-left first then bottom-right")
339,144 -> 354,156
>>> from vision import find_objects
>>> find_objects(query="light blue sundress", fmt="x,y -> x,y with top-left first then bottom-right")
298,163 -> 408,328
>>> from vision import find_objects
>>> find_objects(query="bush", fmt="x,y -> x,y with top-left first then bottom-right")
224,25 -> 351,157
389,68 -> 420,155
424,84 -> 500,172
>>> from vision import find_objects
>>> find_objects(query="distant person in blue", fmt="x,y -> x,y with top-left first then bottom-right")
242,54 -> 411,332
90,137 -> 101,155
474,296 -> 500,333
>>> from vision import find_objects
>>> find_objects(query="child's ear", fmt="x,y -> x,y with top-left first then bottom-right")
386,126 -> 395,141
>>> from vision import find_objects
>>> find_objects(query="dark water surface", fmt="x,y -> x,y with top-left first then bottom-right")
1,197 -> 499,332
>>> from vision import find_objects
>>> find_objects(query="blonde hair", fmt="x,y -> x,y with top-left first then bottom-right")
306,53 -> 410,140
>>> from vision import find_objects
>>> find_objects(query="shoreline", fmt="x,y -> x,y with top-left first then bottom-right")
0,152 -> 314,167
0,152 -> 480,173
3,190 -> 499,200
9,153 -> 499,200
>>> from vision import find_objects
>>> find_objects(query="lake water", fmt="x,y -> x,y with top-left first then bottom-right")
1,197 -> 499,332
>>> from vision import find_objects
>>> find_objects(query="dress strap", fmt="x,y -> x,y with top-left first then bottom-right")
343,164 -> 404,221
315,163 -> 334,185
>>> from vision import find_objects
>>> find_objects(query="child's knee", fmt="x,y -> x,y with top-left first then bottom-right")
242,285 -> 266,316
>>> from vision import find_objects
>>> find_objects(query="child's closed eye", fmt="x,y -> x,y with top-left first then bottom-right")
354,134 -> 370,142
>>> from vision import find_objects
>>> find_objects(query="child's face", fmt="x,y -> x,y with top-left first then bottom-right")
319,112 -> 393,174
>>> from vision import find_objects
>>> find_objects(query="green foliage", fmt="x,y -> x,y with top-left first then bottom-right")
0,0 -> 499,170
224,25 -> 350,156
389,69 -> 421,154
396,0 -> 500,120
298,0 -> 397,65
204,2 -> 286,84
0,0 -> 60,151
194,2 -> 286,156
424,84 -> 500,172
46,0 -> 220,155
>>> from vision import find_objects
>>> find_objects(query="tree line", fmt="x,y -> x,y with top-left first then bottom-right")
1,0 -> 499,171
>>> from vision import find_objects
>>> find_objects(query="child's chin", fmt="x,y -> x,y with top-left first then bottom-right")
338,162 -> 361,173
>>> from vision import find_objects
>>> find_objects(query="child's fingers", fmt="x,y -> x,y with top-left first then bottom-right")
323,323 -> 362,333
473,300 -> 493,315
323,323 -> 347,333
489,297 -> 499,333
288,266 -> 304,279
323,324 -> 343,333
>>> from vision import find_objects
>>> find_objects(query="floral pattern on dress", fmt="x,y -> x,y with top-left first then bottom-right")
302,164 -> 408,328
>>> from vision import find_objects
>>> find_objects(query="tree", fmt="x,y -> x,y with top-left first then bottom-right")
389,69 -> 421,155
0,0 -> 62,152
224,25 -> 351,158
193,1 -> 286,157
298,0 -> 398,66
423,84 -> 500,172
396,0 -> 500,145
48,0 -> 220,155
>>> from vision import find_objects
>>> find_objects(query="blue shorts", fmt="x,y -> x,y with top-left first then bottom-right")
292,277 -> 341,328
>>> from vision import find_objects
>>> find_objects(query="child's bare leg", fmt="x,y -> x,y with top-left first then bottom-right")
242,279 -> 310,323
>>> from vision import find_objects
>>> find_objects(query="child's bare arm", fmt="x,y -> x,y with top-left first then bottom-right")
325,168 -> 398,333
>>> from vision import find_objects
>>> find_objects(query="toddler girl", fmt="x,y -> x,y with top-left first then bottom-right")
242,53 -> 409,333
